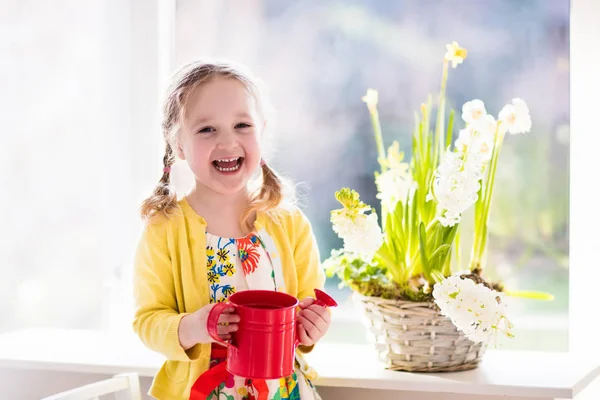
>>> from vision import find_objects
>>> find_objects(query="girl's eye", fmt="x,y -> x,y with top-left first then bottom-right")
235,123 -> 252,129
197,126 -> 216,134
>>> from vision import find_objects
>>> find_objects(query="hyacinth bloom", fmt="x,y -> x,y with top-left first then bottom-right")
433,276 -> 514,345
330,188 -> 384,262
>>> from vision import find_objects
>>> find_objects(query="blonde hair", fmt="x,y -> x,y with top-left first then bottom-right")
140,60 -> 288,232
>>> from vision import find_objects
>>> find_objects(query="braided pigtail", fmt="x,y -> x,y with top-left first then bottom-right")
140,143 -> 178,219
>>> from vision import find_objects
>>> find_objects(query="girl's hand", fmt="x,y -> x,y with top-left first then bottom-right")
297,297 -> 331,346
178,303 -> 240,350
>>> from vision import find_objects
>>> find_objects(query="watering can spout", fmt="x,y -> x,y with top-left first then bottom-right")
314,288 -> 338,308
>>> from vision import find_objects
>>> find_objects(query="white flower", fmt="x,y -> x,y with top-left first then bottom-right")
428,151 -> 483,227
375,165 -> 416,211
472,113 -> 498,137
461,99 -> 486,124
330,188 -> 384,261
445,41 -> 467,68
433,276 -> 514,344
375,141 -> 417,210
455,114 -> 497,162
361,88 -> 379,113
498,98 -> 531,135
331,211 -> 383,260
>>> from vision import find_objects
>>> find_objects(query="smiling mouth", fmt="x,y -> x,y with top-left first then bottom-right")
212,157 -> 244,172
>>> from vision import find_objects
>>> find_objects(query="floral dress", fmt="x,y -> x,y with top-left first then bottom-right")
203,231 -> 321,400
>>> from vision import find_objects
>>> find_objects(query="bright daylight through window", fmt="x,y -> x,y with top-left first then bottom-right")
1,0 -> 569,355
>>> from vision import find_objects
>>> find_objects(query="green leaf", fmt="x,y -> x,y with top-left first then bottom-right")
432,222 -> 444,249
429,244 -> 452,278
443,223 -> 459,245
442,251 -> 453,276
403,194 -> 411,253
430,269 -> 446,284
418,222 -> 431,281
207,393 -> 214,400
429,244 -> 451,266
503,290 -> 555,301
452,226 -> 462,275
411,191 -> 419,253
446,108 -> 455,151
392,200 -> 405,241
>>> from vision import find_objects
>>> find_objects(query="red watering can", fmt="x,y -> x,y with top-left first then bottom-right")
206,289 -> 338,379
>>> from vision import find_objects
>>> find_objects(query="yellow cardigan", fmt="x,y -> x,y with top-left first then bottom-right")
132,198 -> 326,399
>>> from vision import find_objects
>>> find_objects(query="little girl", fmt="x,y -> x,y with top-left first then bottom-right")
132,60 -> 331,400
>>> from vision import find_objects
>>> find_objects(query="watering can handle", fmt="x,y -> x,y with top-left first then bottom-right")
294,289 -> 339,347
206,302 -> 236,347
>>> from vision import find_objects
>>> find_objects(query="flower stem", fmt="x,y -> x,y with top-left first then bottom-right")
368,107 -> 387,173
470,123 -> 505,271
452,224 -> 461,274
433,59 -> 449,169
367,105 -> 389,224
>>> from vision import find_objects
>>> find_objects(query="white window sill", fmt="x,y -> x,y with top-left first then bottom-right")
0,328 -> 598,399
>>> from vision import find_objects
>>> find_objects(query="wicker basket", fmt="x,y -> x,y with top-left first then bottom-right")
353,292 -> 486,372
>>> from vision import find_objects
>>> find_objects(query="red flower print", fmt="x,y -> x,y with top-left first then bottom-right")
237,234 -> 260,249
236,238 -> 260,275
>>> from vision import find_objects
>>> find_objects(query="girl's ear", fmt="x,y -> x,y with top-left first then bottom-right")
175,138 -> 186,160
260,119 -> 268,138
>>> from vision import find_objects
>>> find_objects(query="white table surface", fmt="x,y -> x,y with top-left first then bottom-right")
0,328 -> 598,399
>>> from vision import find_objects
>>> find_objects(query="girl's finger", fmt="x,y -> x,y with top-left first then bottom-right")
218,311 -> 240,324
308,305 -> 330,324
217,323 -> 238,336
297,324 -> 312,346
298,297 -> 315,309
300,308 -> 327,333
299,315 -> 321,341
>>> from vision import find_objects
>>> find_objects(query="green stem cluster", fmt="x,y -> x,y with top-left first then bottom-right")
470,123 -> 505,271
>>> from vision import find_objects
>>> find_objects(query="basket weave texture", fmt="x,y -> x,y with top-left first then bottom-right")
353,292 -> 486,372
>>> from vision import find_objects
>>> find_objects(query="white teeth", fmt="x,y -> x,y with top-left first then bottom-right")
216,157 -> 239,163
214,163 -> 241,172
213,157 -> 242,172
215,164 -> 240,172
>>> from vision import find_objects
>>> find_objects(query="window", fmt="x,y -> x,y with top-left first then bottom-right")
1,0 -> 139,332
174,0 -> 570,351
2,1 -> 573,356
0,0 -> 166,334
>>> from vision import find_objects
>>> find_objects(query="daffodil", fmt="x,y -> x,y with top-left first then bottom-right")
361,88 -> 379,113
455,113 -> 498,162
445,41 -> 468,68
461,99 -> 486,124
498,98 -> 532,135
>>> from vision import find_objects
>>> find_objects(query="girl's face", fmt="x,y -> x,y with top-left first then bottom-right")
177,77 -> 264,197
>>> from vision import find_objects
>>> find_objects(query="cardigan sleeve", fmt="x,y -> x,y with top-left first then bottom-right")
131,220 -> 204,361
290,208 -> 328,354
291,208 -> 326,302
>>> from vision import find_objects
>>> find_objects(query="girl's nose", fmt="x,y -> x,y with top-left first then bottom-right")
216,129 -> 239,149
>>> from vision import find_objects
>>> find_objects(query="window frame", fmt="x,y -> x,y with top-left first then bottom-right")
130,0 -> 596,356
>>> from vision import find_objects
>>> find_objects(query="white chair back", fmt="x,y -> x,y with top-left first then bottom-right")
40,373 -> 142,400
